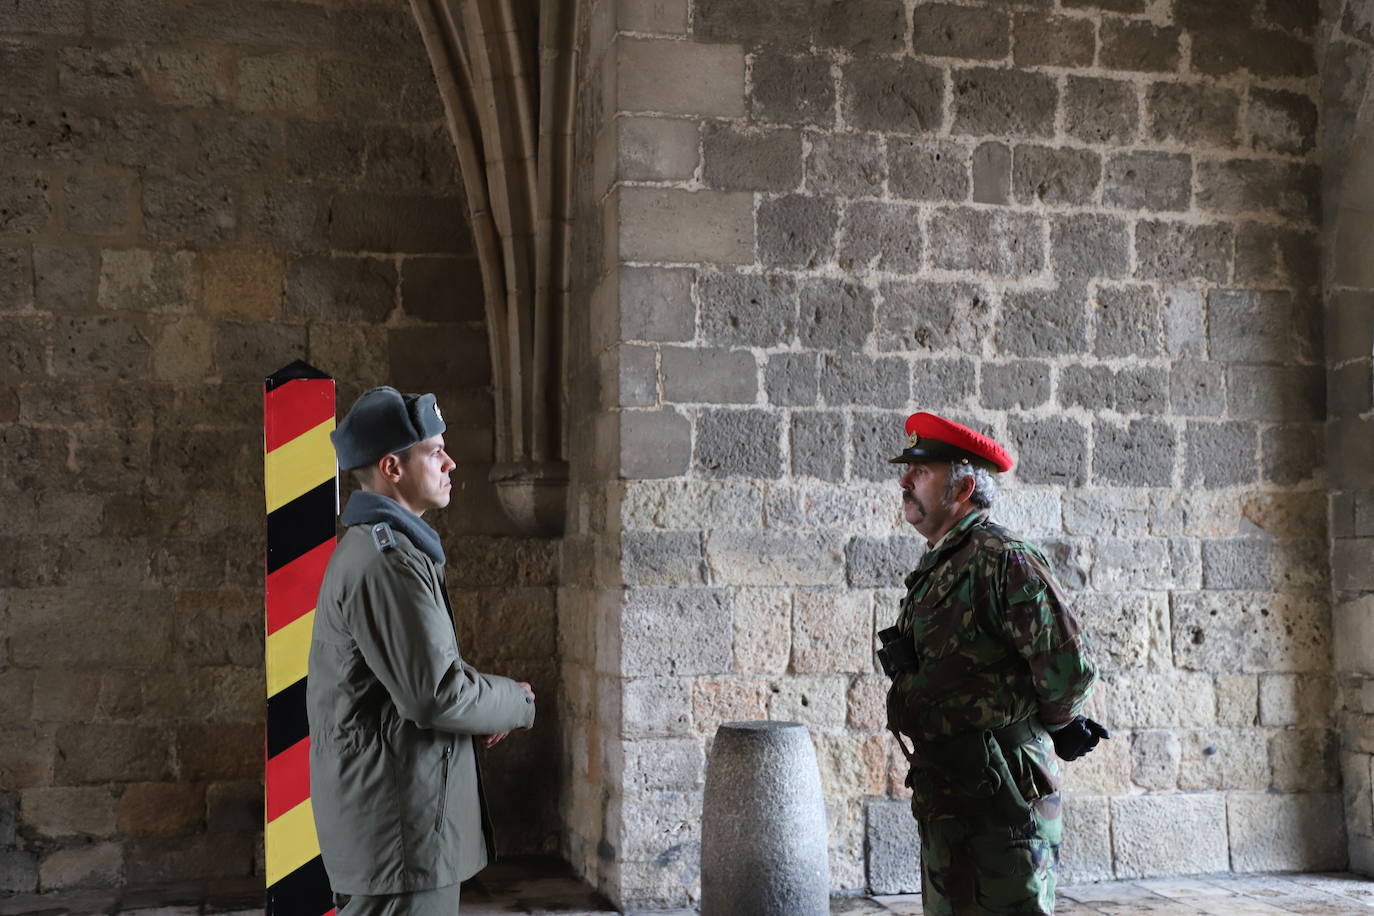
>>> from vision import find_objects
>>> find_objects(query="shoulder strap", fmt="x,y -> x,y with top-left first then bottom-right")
370,522 -> 396,552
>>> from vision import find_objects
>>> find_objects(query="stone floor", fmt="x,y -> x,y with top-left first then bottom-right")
1,864 -> 1372,915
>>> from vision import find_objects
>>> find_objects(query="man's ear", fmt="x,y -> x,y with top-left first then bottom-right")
959,470 -> 977,503
377,453 -> 403,483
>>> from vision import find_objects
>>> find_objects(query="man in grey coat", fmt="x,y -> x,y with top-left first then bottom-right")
309,386 -> 537,915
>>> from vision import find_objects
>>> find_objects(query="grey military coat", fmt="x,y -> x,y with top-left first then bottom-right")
307,492 -> 535,895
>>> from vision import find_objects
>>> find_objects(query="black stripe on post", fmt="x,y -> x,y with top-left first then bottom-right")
267,481 -> 338,574
267,677 -> 310,758
268,855 -> 333,915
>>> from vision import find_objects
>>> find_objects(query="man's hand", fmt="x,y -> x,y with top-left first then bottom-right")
518,681 -> 536,727
483,732 -> 509,749
1051,715 -> 1110,760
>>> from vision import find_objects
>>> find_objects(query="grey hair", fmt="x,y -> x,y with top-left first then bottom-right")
945,462 -> 998,510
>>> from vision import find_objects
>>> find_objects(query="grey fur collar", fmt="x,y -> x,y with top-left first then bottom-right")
340,491 -> 445,566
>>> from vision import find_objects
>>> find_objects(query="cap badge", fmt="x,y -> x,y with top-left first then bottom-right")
434,403 -> 443,423
907,432 -> 920,449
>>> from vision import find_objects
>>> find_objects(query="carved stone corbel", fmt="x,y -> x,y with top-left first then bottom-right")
409,0 -> 577,535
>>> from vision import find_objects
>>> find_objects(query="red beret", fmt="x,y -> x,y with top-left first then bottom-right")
888,412 -> 1014,473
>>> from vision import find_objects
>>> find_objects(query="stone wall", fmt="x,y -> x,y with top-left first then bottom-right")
588,0 -> 1343,905
1322,0 -> 1374,876
0,0 -> 558,891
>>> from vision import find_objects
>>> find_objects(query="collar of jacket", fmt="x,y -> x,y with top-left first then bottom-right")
339,490 -> 445,566
913,509 -> 988,577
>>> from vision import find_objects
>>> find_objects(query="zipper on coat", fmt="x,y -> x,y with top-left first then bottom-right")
435,741 -> 453,833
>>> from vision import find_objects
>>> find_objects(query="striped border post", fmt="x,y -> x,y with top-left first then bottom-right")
264,361 -> 337,915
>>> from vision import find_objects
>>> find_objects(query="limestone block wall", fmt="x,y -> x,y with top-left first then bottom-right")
592,0 -> 1342,905
1322,0 -> 1374,876
0,0 -> 558,891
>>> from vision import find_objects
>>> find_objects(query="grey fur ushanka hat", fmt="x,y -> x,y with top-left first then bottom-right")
330,386 -> 446,470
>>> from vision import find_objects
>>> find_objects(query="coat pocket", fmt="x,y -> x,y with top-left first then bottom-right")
434,740 -> 453,833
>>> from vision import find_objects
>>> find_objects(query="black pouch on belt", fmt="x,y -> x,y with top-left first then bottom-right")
877,625 -> 919,678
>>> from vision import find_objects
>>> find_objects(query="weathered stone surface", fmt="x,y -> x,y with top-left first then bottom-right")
1111,794 -> 1228,878
842,58 -> 944,133
819,353 -> 907,408
1262,424 -> 1322,485
766,353 -> 817,407
1101,672 -> 1216,727
699,271 -> 796,347
1216,675 -> 1258,727
21,786 -> 117,838
799,279 -> 874,349
1012,13 -> 1094,68
1191,27 -> 1315,79
622,531 -> 706,586
1250,88 -> 1317,155
877,281 -> 992,354
1131,730 -> 1180,790
1228,793 -> 1345,871
980,361 -> 1050,409
1012,145 -> 1100,207
660,346 -> 757,404
617,117 -> 699,182
1259,674 -> 1335,726
952,67 -> 1057,137
732,590 -> 791,675
623,589 -> 732,677
1134,220 -> 1232,283
1064,76 -> 1137,144
1177,728 -> 1269,790
887,139 -> 970,203
1197,158 -> 1318,223
1100,21 -> 1180,72
695,408 -> 783,479
706,531 -> 844,586
805,133 -> 883,198
625,677 -> 693,738
623,480 -> 765,530
1169,361 -> 1225,418
971,141 -> 1010,205
38,842 -> 122,891
910,357 -> 976,408
622,408 -> 692,479
928,208 -> 1043,276
912,4 -> 1008,59
1172,591 -> 1330,674
618,38 -> 744,117
1103,151 -> 1191,212
1059,795 -> 1112,883
793,591 -> 870,674
759,196 -> 837,270
619,188 -> 754,266
1270,727 -> 1337,791
1183,420 -> 1258,487
841,201 -> 922,273
1075,591 -> 1167,673
767,676 -> 848,732
1060,366 -> 1167,414
1050,213 -> 1129,280
998,285 -> 1089,355
1201,538 -> 1272,590
750,53 -> 835,126
864,798 -> 919,894
702,124 -> 802,192
693,676 -> 770,741
1007,416 -> 1088,486
118,782 -> 205,836
792,411 -> 847,481
1148,82 -> 1240,147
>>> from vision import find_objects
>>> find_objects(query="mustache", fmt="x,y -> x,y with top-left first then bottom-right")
902,491 -> 925,514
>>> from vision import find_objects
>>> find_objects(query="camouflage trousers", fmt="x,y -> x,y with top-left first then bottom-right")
918,795 -> 1062,916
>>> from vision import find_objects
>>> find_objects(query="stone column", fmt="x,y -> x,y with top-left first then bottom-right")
1323,0 -> 1374,875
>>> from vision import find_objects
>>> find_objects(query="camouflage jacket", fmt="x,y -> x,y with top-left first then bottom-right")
886,510 -> 1097,747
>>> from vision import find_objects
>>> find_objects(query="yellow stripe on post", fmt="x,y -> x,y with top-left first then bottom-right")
265,419 -> 337,514
266,609 -> 315,698
265,798 -> 321,886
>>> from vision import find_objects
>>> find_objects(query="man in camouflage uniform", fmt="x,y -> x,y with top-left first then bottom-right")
878,412 -> 1106,916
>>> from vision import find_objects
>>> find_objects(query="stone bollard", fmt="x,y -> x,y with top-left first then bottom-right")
700,721 -> 830,916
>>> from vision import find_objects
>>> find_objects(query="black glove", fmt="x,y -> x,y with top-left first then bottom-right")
1050,715 -> 1110,760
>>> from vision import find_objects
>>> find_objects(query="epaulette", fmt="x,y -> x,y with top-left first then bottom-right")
370,522 -> 397,552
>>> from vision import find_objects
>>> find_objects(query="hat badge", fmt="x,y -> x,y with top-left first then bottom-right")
906,432 -> 920,449
434,403 -> 444,423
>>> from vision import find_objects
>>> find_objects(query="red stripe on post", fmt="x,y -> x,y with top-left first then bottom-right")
266,539 -> 336,635
265,380 -> 337,453
266,737 -> 312,822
